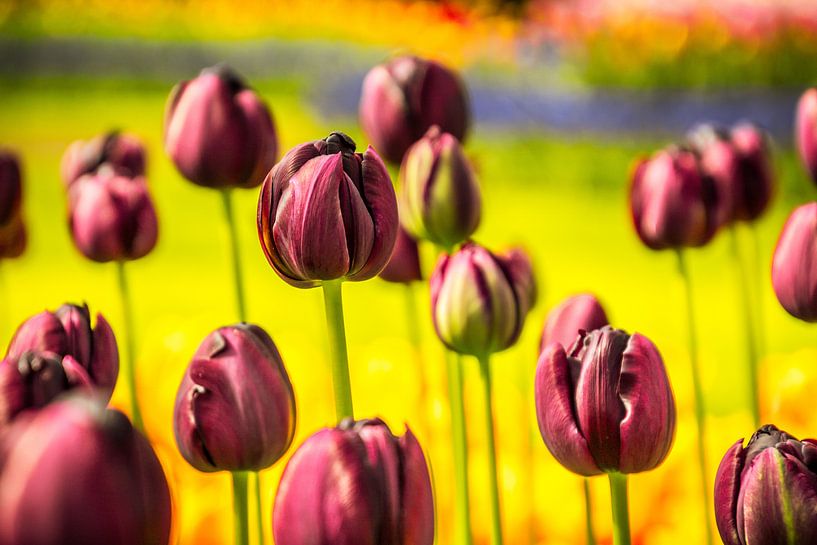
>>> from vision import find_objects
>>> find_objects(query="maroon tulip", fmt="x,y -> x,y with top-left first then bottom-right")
359,55 -> 470,164
0,397 -> 172,545
500,246 -> 537,317
68,168 -> 158,263
540,293 -> 609,354
174,323 -> 296,472
6,303 -> 119,401
714,425 -> 817,545
0,352 -> 72,428
379,227 -> 422,284
61,131 -> 146,187
796,87 -> 817,183
630,146 -> 720,250
686,123 -> 739,227
273,418 -> 434,545
164,64 -> 278,189
535,326 -> 676,476
0,150 -> 22,227
257,132 -> 398,288
730,122 -> 774,222
771,202 -> 817,322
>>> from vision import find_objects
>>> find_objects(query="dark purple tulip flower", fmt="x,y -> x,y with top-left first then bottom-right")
6,303 -> 119,401
68,168 -> 158,263
630,146 -> 720,250
0,352 -> 73,428
164,64 -> 278,189
714,425 -> 817,545
771,202 -> 817,322
61,131 -> 146,187
535,326 -> 676,476
431,242 -> 525,357
359,55 -> 470,164
379,226 -> 422,284
400,126 -> 481,249
796,87 -> 817,183
686,123 -> 740,227
0,150 -> 22,227
174,323 -> 296,472
540,293 -> 609,354
730,122 -> 774,222
0,397 -> 172,545
273,418 -> 434,545
257,132 -> 398,288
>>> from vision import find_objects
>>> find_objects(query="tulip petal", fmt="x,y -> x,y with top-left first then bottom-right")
55,303 -> 93,368
737,448 -> 798,545
399,426 -> 435,545
61,355 -> 94,390
714,439 -> 746,545
235,89 -> 277,188
541,293 -> 609,353
772,203 -> 817,322
6,312 -> 68,361
356,420 -> 401,543
89,313 -> 119,401
338,172 -> 375,278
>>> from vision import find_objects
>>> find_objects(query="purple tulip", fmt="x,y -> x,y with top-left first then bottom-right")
686,123 -> 740,227
257,132 -> 398,288
500,246 -> 537,317
164,64 -> 278,189
359,55 -> 470,164
6,303 -> 119,401
61,131 -> 146,187
0,352 -> 73,428
540,293 -> 609,354
400,126 -> 481,249
0,397 -> 172,545
430,242 -> 525,357
630,146 -> 720,250
730,122 -> 774,222
535,326 -> 676,476
68,169 -> 158,263
273,418 -> 434,545
714,424 -> 817,545
771,202 -> 817,322
796,87 -> 817,183
174,323 -> 295,472
0,150 -> 22,227
379,227 -> 422,284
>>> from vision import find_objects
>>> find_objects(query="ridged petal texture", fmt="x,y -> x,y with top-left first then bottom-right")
772,202 -> 817,322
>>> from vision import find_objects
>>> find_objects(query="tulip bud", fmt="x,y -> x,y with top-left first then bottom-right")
257,132 -> 398,288
730,122 -> 774,222
164,64 -> 278,189
379,226 -> 422,284
540,293 -> 609,353
0,351 -> 71,428
61,131 -> 146,187
714,424 -> 817,545
796,87 -> 817,183
68,169 -> 158,263
360,55 -> 470,164
0,150 -> 22,227
535,326 -> 676,476
630,146 -> 720,250
6,303 -> 119,400
431,242 -> 525,357
0,397 -> 172,545
273,418 -> 434,545
400,126 -> 481,248
771,202 -> 817,322
686,123 -> 739,227
174,323 -> 296,472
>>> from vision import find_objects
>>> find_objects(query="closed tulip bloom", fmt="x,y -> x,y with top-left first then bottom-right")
379,227 -> 422,284
0,397 -> 172,545
68,169 -> 158,263
535,326 -> 676,476
359,55 -> 470,164
400,126 -> 481,248
630,146 -> 719,250
174,323 -> 295,472
796,87 -> 817,183
714,424 -> 817,545
0,352 -> 71,428
0,151 -> 22,227
686,123 -> 740,226
273,418 -> 434,545
730,122 -> 774,222
540,293 -> 609,353
61,131 -> 146,187
771,202 -> 817,322
257,132 -> 398,288
164,64 -> 278,189
6,303 -> 119,400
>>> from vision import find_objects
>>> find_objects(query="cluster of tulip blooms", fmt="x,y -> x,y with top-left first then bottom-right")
0,53 -> 817,545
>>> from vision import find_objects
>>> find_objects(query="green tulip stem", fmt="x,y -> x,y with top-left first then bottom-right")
583,478 -> 597,545
404,283 -> 430,433
608,473 -> 632,545
478,354 -> 504,545
730,226 -> 761,427
676,249 -> 714,545
231,471 -> 250,545
221,189 -> 247,322
322,280 -> 354,422
116,261 -> 144,432
447,352 -> 473,545
749,224 -> 767,372
254,472 -> 265,545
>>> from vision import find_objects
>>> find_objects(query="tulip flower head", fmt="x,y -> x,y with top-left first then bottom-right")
379,226 -> 423,284
796,87 -> 817,184
0,150 -> 25,260
0,351 -> 73,428
164,64 -> 278,189
257,132 -> 399,288
359,55 -> 470,164
771,202 -> 817,322
729,122 -> 774,222
61,131 -> 146,187
714,425 -> 817,545
540,293 -> 609,353
273,417 -> 434,545
535,326 -> 676,476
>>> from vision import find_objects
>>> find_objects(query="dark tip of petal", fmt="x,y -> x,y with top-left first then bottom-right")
325,132 -> 357,155
201,63 -> 246,93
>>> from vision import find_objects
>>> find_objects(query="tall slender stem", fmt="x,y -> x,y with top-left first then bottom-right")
232,472 -> 250,545
608,473 -> 631,545
676,250 -> 714,545
254,472 -> 265,545
404,283 -> 430,436
116,261 -> 144,431
447,352 -> 473,545
583,478 -> 597,545
322,280 -> 354,422
478,354 -> 503,545
748,224 -> 767,366
221,189 -> 247,322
